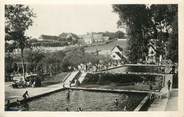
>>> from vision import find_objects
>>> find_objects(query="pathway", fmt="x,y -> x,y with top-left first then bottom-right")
148,88 -> 178,111
5,71 -> 82,104
5,82 -> 64,103
165,88 -> 178,111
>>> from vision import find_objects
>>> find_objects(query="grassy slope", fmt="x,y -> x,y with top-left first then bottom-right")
85,40 -> 127,53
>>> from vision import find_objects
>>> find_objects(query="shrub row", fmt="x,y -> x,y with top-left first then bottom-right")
82,73 -> 148,85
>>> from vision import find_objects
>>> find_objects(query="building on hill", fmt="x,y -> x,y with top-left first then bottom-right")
58,33 -> 79,45
81,33 -> 93,45
33,33 -> 79,47
39,35 -> 59,42
92,33 -> 104,42
59,33 -> 79,40
82,33 -> 109,45
146,39 -> 163,64
111,45 -> 127,63
146,43 -> 157,64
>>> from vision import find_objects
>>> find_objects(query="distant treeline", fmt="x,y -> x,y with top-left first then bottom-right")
31,41 -> 69,47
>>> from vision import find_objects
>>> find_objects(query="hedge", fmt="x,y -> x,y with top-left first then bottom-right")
82,73 -> 156,85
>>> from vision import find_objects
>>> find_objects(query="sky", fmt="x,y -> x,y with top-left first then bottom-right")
26,4 -> 121,38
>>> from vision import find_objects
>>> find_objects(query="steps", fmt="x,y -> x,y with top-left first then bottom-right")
78,72 -> 87,84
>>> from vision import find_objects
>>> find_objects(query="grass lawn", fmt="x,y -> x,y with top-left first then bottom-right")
41,72 -> 69,86
85,40 -> 127,53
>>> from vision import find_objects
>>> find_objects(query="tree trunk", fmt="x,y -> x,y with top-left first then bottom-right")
21,48 -> 25,79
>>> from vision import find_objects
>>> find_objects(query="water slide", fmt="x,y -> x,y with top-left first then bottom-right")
78,72 -> 87,84
63,71 -> 80,87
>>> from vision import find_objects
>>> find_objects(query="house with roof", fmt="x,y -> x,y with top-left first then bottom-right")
39,35 -> 59,42
146,43 -> 157,64
146,39 -> 163,64
82,33 -> 110,45
82,33 -> 94,44
110,45 -> 127,63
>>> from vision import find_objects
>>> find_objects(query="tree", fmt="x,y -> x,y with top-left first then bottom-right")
113,4 -> 178,63
113,5 -> 152,63
26,49 -> 45,73
150,5 -> 178,62
5,5 -> 35,78
115,31 -> 126,38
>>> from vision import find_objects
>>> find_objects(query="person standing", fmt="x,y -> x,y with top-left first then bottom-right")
114,98 -> 119,106
5,100 -> 10,110
78,107 -> 83,112
123,105 -> 127,111
22,90 -> 29,100
65,107 -> 69,111
167,80 -> 171,91
66,89 -> 71,100
149,83 -> 153,90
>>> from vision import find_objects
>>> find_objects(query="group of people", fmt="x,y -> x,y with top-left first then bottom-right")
12,76 -> 42,88
65,107 -> 83,112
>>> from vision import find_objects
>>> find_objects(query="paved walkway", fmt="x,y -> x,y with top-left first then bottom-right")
148,88 -> 178,111
5,82 -> 64,103
5,71 -> 81,103
165,88 -> 178,111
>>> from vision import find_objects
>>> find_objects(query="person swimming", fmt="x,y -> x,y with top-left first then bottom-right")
123,106 -> 127,111
114,99 -> 119,106
78,107 -> 83,111
66,90 -> 70,100
67,89 -> 73,100
65,107 -> 69,111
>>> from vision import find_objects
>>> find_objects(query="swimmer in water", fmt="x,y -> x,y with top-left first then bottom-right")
67,90 -> 70,100
123,106 -> 127,111
66,107 -> 69,111
114,98 -> 118,106
125,95 -> 129,99
78,107 -> 83,111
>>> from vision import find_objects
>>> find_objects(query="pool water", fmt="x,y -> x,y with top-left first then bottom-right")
28,89 -> 146,111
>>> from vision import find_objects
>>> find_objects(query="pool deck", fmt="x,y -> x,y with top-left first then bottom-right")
5,82 -> 65,103
148,88 -> 178,111
5,71 -> 80,103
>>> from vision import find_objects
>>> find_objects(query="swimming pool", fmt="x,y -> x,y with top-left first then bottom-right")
28,89 -> 146,111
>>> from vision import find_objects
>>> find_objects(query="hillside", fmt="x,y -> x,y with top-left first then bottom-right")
85,39 -> 127,53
